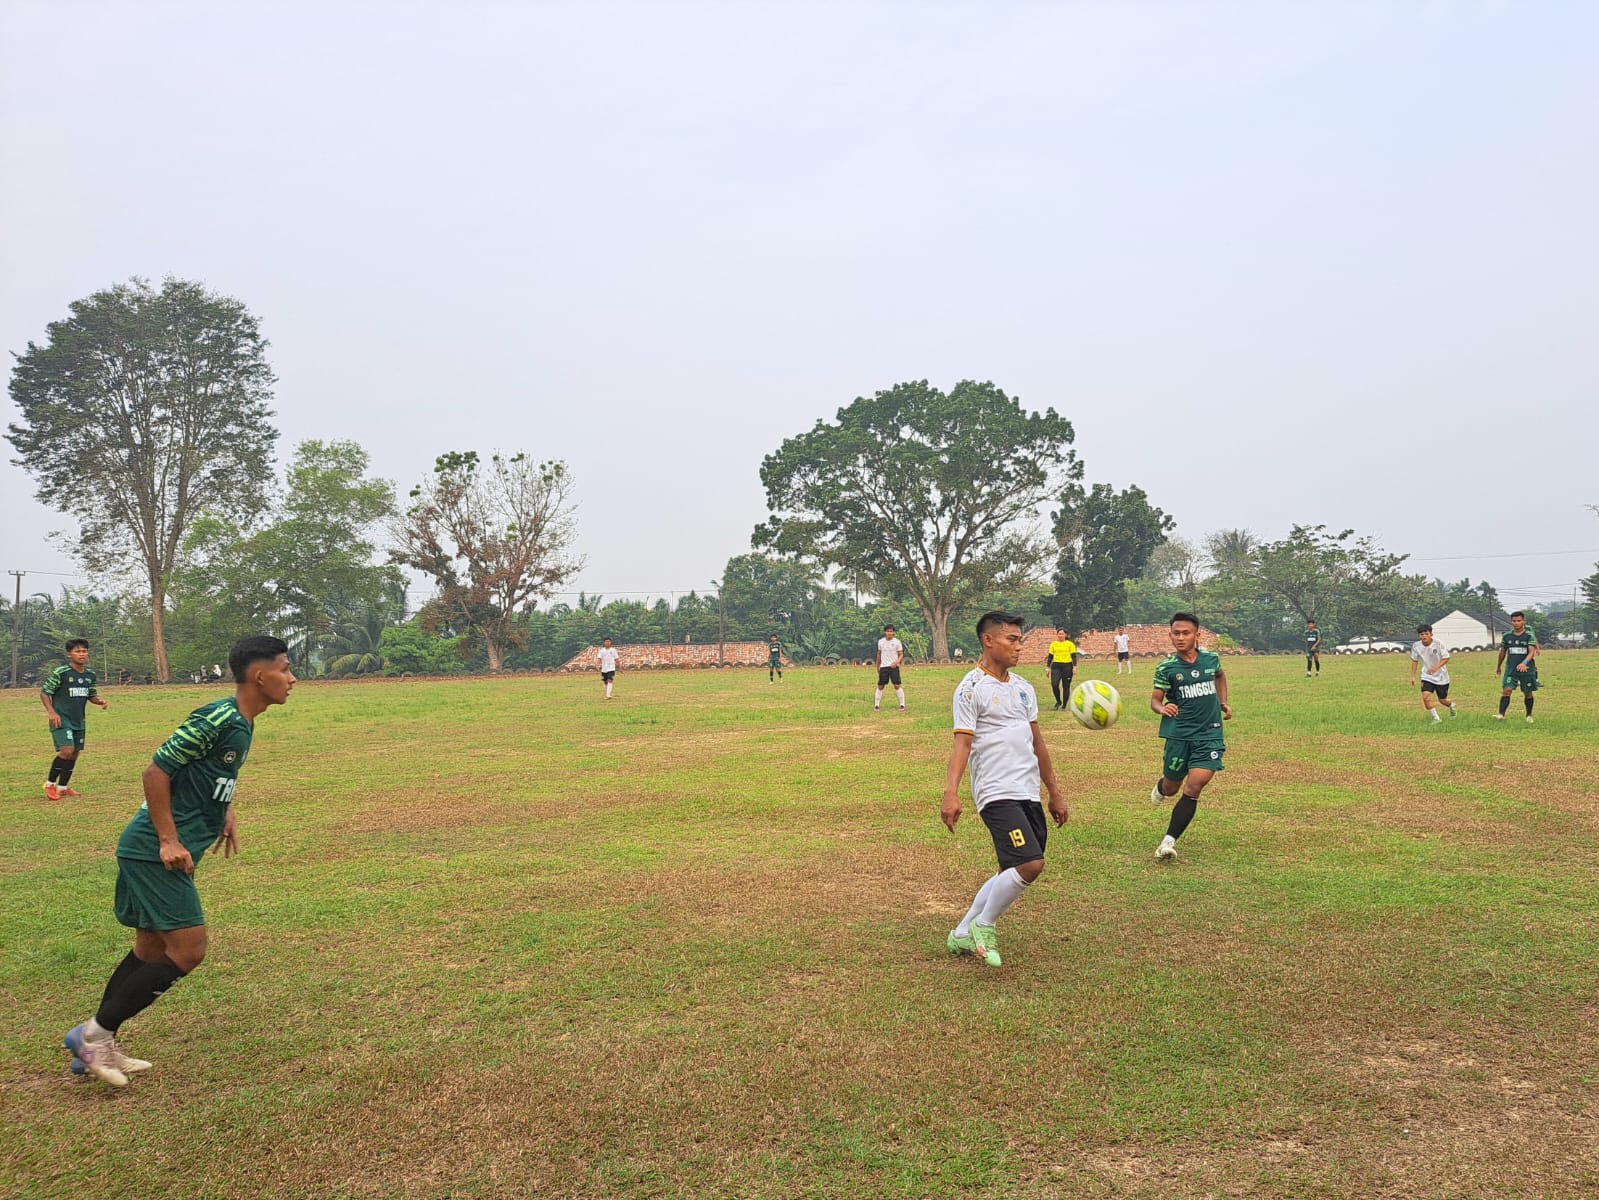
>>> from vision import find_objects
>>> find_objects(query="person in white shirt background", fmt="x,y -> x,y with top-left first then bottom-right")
1114,628 -> 1132,674
875,624 -> 906,712
1408,624 -> 1457,722
597,638 -> 620,699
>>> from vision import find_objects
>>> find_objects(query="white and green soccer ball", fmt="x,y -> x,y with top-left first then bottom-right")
1069,679 -> 1122,730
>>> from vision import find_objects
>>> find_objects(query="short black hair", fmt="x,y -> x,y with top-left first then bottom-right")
976,610 -> 1024,639
1510,610 -> 1525,619
65,638 -> 90,652
1307,620 -> 1317,625
229,635 -> 289,682
1170,612 -> 1200,629
1417,623 -> 1433,634
883,624 -> 895,632
1055,626 -> 1067,634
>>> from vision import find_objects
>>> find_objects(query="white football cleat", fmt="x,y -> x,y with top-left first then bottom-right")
1155,835 -> 1177,861
1150,784 -> 1167,805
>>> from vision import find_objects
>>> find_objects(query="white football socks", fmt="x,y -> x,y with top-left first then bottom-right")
976,867 -> 1029,926
874,688 -> 883,707
895,687 -> 905,707
954,874 -> 999,938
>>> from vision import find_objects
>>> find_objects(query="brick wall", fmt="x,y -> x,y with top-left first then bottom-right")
560,642 -> 790,671
1020,623 -> 1217,664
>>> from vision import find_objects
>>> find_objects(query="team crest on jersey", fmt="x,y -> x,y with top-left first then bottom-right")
222,750 -> 238,764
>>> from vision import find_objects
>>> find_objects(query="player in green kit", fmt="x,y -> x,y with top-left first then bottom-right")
768,633 -> 783,683
1149,612 -> 1232,861
1304,621 -> 1322,677
40,638 -> 109,800
1495,611 -> 1540,722
61,635 -> 294,1087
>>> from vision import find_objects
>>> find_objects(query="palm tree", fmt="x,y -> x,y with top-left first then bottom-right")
323,583 -> 408,677
1204,528 -> 1260,578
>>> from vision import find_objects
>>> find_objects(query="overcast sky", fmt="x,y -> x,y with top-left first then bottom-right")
3,1 -> 1595,616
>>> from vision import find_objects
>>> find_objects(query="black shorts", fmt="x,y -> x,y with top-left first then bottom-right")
877,665 -> 902,687
1050,663 -> 1073,681
1420,680 -> 1449,699
1117,652 -> 1130,661
601,671 -> 615,683
979,799 -> 1047,869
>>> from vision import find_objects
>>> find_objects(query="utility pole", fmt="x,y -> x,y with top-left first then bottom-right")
8,571 -> 23,688
713,579 -> 725,667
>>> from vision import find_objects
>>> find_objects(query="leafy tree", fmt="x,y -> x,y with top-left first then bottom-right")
1581,566 -> 1599,635
1248,525 -> 1412,634
1203,528 -> 1260,577
324,580 -> 409,676
7,278 -> 278,680
756,380 -> 1079,659
392,452 -> 585,672
176,439 -> 402,669
1041,483 -> 1173,634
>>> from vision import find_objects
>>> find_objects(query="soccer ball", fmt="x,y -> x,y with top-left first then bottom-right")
1069,680 -> 1122,730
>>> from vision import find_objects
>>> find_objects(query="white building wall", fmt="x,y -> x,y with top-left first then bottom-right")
1432,610 -> 1492,652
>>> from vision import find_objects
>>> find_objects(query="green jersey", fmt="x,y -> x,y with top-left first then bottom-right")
1153,650 -> 1225,740
769,641 -> 783,664
1501,629 -> 1538,667
1305,628 -> 1321,651
42,664 -> 98,727
117,698 -> 254,863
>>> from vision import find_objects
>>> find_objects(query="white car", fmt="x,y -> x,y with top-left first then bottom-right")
1332,637 -> 1408,654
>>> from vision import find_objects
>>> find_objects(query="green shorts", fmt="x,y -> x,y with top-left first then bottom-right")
1502,667 -> 1540,693
114,856 -> 205,931
50,724 -> 86,752
1162,738 -> 1226,781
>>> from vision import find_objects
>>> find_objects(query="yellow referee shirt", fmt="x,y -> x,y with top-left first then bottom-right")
1047,639 -> 1077,665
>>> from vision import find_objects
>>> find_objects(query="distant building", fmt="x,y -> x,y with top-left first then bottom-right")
1430,610 -> 1495,653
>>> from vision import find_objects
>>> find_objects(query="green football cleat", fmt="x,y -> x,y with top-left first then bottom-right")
946,929 -> 974,955
970,924 -> 1002,968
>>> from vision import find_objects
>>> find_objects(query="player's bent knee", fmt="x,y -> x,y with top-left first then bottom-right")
1017,858 -> 1045,883
58,745 -> 78,760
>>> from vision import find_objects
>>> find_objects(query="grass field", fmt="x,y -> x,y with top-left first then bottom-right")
2,651 -> 1596,1199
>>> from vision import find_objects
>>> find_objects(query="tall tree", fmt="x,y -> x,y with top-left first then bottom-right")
1041,483 -> 1173,633
391,451 -> 584,672
171,440 -> 401,671
755,380 -> 1079,659
7,278 -> 277,680
1248,525 -> 1412,633
1203,528 -> 1260,578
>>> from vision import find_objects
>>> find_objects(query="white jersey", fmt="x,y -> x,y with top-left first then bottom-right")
952,667 -> 1041,810
1114,634 -> 1130,653
877,637 -> 904,667
597,647 -> 619,673
1410,640 -> 1449,684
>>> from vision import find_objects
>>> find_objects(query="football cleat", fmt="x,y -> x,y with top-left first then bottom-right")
970,924 -> 1001,968
946,930 -> 974,956
1156,835 -> 1178,862
63,1024 -> 128,1087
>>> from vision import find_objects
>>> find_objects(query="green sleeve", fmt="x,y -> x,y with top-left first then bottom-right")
41,665 -> 65,696
1152,660 -> 1172,692
152,712 -> 224,774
